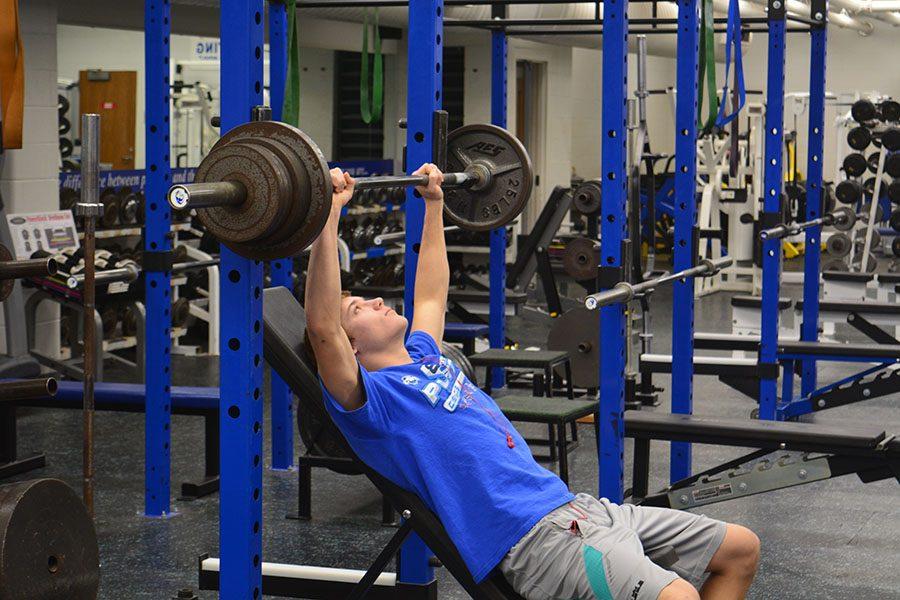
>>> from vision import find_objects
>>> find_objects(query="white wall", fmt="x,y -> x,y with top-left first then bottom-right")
0,0 -> 60,355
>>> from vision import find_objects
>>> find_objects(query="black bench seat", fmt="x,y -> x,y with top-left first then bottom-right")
777,341 -> 900,359
796,300 -> 900,315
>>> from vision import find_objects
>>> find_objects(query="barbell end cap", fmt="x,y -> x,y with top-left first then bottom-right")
66,276 -> 79,289
168,185 -> 191,210
585,296 -> 599,310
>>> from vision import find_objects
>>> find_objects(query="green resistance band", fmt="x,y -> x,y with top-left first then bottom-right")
282,0 -> 301,127
697,0 -> 718,135
360,9 -> 383,125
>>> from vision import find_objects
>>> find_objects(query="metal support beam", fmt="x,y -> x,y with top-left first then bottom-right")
597,0 -> 628,503
489,4 -> 508,389
800,1 -> 827,399
670,0 -> 700,483
218,0 -> 266,597
267,0 -> 295,471
143,0 -> 173,518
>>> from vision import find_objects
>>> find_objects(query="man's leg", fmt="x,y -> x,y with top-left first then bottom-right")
658,578 -> 700,600
698,524 -> 760,600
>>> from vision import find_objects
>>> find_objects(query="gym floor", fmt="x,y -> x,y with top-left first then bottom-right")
9,281 -> 900,599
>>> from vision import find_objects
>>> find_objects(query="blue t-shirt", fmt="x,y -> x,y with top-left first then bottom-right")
321,331 -> 574,583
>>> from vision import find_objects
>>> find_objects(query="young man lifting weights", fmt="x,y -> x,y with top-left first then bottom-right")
303,164 -> 760,600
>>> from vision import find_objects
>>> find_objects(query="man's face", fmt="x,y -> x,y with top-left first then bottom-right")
340,295 -> 408,354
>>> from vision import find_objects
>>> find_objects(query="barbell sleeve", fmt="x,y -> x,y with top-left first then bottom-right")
0,377 -> 58,400
0,256 -> 58,280
168,181 -> 247,211
584,256 -> 732,310
67,264 -> 140,289
374,226 -> 460,245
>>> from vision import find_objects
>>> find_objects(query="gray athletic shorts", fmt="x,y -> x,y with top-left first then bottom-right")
499,493 -> 727,600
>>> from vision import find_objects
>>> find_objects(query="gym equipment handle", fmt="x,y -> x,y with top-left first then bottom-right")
584,256 -> 733,310
0,377 -> 58,401
0,257 -> 58,280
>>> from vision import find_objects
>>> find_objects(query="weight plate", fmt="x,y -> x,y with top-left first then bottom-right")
547,307 -> 599,389
882,100 -> 900,123
58,117 -> 71,136
884,127 -> 900,152
831,206 -> 856,232
100,189 -> 120,229
886,152 -> 900,179
861,202 -> 885,223
866,152 -> 882,175
0,478 -> 100,600
847,126 -> 871,151
100,307 -> 118,337
210,121 -> 332,260
443,124 -> 533,232
120,191 -> 139,225
57,94 -> 69,116
441,342 -> 477,386
572,179 -> 602,215
821,258 -> 849,272
562,237 -> 599,281
835,180 -> 862,205
892,237 -> 900,257
890,210 -> 900,232
851,99 -> 878,123
59,137 -> 73,158
194,141 -> 291,244
826,232 -> 851,257
0,245 -> 15,302
857,252 -> 879,273
122,306 -> 138,337
172,297 -> 191,328
889,180 -> 900,205
59,187 -> 79,211
842,153 -> 867,178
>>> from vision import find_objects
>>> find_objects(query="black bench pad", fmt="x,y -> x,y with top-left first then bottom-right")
625,411 -> 887,452
470,349 -> 570,368
777,341 -> 900,359
877,273 -> 900,284
797,300 -> 900,315
496,395 -> 596,424
822,271 -> 874,282
731,295 -> 792,310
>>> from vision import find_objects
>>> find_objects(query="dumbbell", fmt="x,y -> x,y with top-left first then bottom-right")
172,297 -> 191,328
821,258 -> 849,272
826,232 -> 852,257
842,153 -> 867,178
835,180 -> 862,205
99,188 -> 121,229
847,124 -> 900,152
860,202 -> 885,223
889,180 -> 900,205
852,99 -> 900,124
119,188 -> 140,225
890,210 -> 900,232
59,187 -> 79,211
887,152 -> 900,178
100,306 -> 119,338
892,237 -> 900,257
121,306 -> 138,337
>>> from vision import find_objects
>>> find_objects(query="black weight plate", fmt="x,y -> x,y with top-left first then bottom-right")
842,153 -> 867,177
821,258 -> 849,272
826,233 -> 851,257
122,306 -> 138,337
884,127 -> 900,152
572,179 -> 602,215
835,180 -> 862,205
0,245 -> 14,302
100,189 -> 120,229
59,187 -> 79,211
882,100 -> 900,123
58,117 -> 71,136
57,94 -> 69,116
893,237 -> 900,256
172,297 -> 191,328
547,307 -> 599,389
562,237 -> 599,281
0,478 -> 100,600
194,141 -> 292,244
443,124 -> 533,232
890,210 -> 900,232
847,126 -> 871,151
212,121 -> 332,260
861,202 -> 885,223
886,152 -> 900,179
867,152 -> 882,174
59,137 -> 73,158
441,342 -> 477,386
851,99 -> 878,123
889,180 -> 900,205
100,307 -> 118,337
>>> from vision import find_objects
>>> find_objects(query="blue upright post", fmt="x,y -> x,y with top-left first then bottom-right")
267,0 -> 294,471
670,0 -> 701,483
219,1 -> 265,597
397,0 -> 441,586
800,1 -> 828,399
597,0 -> 628,503
759,0 -> 787,421
489,5 -> 508,390
143,0 -> 173,517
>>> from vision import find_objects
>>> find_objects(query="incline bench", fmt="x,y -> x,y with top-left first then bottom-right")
241,286 -> 670,599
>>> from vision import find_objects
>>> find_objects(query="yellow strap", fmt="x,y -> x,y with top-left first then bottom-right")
0,0 -> 25,149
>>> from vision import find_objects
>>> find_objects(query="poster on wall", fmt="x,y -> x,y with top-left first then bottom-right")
6,211 -> 79,260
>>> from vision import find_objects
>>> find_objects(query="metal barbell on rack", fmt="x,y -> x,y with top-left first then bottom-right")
758,206 -> 861,240
167,119 -> 534,260
584,256 -> 733,310
373,225 -> 460,246
66,258 -> 220,289
0,244 -> 58,302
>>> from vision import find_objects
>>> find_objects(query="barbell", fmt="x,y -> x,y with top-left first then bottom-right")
167,120 -> 533,260
584,256 -> 732,310
0,244 -> 58,302
759,206 -> 861,241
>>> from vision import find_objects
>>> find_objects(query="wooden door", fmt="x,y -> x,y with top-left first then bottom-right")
79,70 -> 137,170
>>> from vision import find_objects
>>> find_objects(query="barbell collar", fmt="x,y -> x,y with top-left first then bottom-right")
168,181 -> 247,211
0,257 -> 58,281
584,282 -> 635,310
67,264 -> 139,289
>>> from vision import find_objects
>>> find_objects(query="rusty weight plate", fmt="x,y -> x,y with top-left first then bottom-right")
547,307 -> 599,389
562,237 -> 599,281
444,124 -> 533,231
0,478 -> 100,600
572,179 -> 602,215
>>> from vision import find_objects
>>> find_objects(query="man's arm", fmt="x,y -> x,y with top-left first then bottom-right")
304,169 -> 364,411
410,164 -> 449,345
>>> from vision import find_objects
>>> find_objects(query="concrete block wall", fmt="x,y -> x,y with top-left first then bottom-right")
0,0 -> 60,357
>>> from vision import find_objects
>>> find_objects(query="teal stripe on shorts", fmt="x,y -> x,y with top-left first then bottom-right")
582,545 -> 614,600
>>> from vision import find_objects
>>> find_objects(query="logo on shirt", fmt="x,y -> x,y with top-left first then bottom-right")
401,375 -> 420,386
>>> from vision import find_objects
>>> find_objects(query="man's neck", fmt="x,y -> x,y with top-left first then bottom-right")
359,344 -> 413,372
